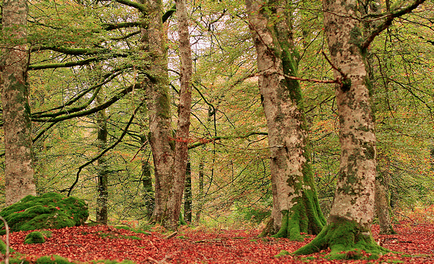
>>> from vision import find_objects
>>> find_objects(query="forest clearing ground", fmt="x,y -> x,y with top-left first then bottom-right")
4,219 -> 434,263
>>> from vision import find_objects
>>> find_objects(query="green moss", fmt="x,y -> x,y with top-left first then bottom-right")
97,230 -> 142,240
0,239 -> 14,255
0,192 -> 88,234
114,225 -> 150,235
9,259 -> 30,264
35,255 -> 74,264
274,250 -> 290,258
24,231 -> 45,244
293,217 -> 389,260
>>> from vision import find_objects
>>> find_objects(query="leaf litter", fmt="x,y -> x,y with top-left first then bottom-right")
4,221 -> 434,263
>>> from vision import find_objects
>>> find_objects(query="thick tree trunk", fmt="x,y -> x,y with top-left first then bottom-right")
246,0 -> 325,241
139,0 -> 192,229
167,0 -> 193,230
96,93 -> 108,225
294,0 -> 386,258
140,0 -> 174,225
1,0 -> 37,205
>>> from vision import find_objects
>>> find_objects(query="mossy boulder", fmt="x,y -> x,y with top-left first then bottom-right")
0,192 -> 88,235
24,231 -> 45,244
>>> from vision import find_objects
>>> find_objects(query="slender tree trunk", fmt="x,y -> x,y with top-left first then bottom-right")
376,155 -> 395,234
195,157 -> 205,224
167,0 -> 194,230
1,0 -> 36,205
246,0 -> 325,241
141,150 -> 154,219
294,0 -> 386,258
140,0 -> 174,225
96,93 -> 108,225
184,161 -> 192,223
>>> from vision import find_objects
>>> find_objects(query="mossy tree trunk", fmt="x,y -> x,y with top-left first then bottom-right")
359,0 -> 395,235
294,0 -> 386,257
139,0 -> 192,229
1,0 -> 37,206
139,0 -> 175,226
246,0 -> 325,241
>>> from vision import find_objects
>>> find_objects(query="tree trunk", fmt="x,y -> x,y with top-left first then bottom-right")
96,93 -> 108,225
1,0 -> 37,205
375,155 -> 395,234
195,157 -> 205,224
294,0 -> 386,258
141,151 -> 154,219
167,0 -> 194,230
140,0 -> 174,225
184,161 -> 192,223
246,0 -> 325,241
139,0 -> 192,229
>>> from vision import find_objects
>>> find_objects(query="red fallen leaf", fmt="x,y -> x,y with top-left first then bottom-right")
55,206 -> 60,210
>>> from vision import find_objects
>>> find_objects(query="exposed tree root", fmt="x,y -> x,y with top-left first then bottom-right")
292,217 -> 389,260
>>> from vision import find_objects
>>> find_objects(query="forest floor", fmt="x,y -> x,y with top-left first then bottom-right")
5,220 -> 434,263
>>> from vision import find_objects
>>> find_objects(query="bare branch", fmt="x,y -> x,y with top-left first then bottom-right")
362,0 -> 427,49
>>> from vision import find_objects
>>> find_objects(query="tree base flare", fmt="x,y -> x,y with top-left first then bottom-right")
293,218 -> 389,260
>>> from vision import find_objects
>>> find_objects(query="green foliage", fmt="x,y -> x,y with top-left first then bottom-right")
0,192 -> 88,234
24,231 -> 45,244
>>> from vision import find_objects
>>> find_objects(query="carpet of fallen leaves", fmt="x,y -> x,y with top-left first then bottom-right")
4,220 -> 434,263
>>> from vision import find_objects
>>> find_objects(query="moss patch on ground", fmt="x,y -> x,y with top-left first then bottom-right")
24,231 -> 46,244
0,192 -> 88,235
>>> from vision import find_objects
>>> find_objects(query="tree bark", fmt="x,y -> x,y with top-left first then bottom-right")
139,0 -> 192,229
184,161 -> 192,223
96,93 -> 108,225
246,0 -> 325,241
375,155 -> 395,234
167,0 -> 194,230
1,0 -> 37,205
195,157 -> 205,224
140,0 -> 174,225
294,0 -> 387,258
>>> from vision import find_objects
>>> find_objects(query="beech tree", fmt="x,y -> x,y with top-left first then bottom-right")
246,0 -> 325,240
139,0 -> 192,229
1,0 -> 37,205
294,0 -> 426,258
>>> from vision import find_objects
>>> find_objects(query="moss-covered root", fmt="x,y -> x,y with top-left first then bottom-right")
272,210 -> 304,241
293,218 -> 389,260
